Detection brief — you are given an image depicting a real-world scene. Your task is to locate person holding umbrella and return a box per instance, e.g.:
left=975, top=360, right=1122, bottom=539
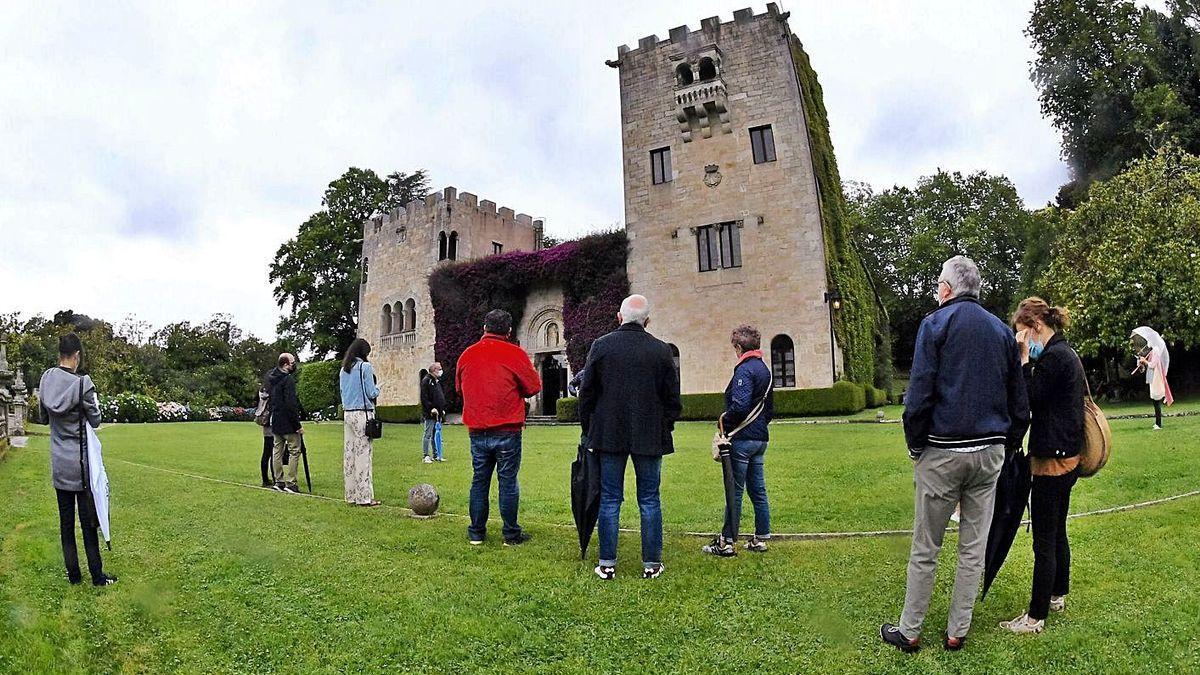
left=997, top=298, right=1085, bottom=635
left=702, top=325, right=773, bottom=557
left=420, top=362, right=447, bottom=462
left=39, top=333, right=117, bottom=586
left=268, top=353, right=305, bottom=494
left=579, top=294, right=681, bottom=580
left=1131, top=326, right=1173, bottom=429
left=879, top=256, right=1029, bottom=653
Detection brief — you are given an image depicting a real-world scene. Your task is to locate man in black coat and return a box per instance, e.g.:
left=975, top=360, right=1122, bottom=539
left=419, top=362, right=448, bottom=462
left=579, top=294, right=681, bottom=580
left=267, top=353, right=304, bottom=493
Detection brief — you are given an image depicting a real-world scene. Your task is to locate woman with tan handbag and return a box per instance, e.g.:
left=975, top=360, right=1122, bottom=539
left=1001, top=298, right=1084, bottom=634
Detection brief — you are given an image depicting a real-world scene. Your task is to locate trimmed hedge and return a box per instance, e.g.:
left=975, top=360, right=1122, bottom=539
left=297, top=360, right=340, bottom=417
left=555, top=381, right=867, bottom=423
left=376, top=404, right=423, bottom=424
left=864, top=385, right=889, bottom=408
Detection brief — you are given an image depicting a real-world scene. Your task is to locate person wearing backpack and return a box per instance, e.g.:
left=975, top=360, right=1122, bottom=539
left=254, top=382, right=274, bottom=487
left=38, top=333, right=117, bottom=586
left=1000, top=298, right=1085, bottom=635
left=702, top=325, right=774, bottom=557
left=339, top=338, right=381, bottom=506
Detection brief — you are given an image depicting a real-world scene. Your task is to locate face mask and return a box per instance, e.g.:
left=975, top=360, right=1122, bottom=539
left=1028, top=339, right=1045, bottom=360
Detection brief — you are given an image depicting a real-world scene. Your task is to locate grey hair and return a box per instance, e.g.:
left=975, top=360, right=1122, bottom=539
left=429, top=361, right=442, bottom=371
left=730, top=325, right=761, bottom=351
left=940, top=255, right=981, bottom=299
left=620, top=294, right=651, bottom=325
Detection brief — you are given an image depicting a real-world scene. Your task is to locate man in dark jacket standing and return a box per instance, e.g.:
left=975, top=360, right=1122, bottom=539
left=580, top=294, right=681, bottom=580
left=702, top=325, right=774, bottom=557
left=456, top=310, right=542, bottom=546
left=420, top=362, right=448, bottom=463
left=881, top=256, right=1030, bottom=653
left=267, top=353, right=304, bottom=494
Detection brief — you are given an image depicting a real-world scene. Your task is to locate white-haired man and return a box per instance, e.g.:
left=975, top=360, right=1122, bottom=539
left=579, top=294, right=682, bottom=580
left=881, top=255, right=1030, bottom=653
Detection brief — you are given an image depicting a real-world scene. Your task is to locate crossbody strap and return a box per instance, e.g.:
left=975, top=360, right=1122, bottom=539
left=719, top=382, right=772, bottom=439
left=358, top=362, right=375, bottom=419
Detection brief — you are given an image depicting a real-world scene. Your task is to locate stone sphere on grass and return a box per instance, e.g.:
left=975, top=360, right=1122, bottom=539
left=407, top=483, right=440, bottom=516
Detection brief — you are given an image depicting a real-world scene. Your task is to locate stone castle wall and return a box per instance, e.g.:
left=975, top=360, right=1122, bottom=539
left=359, top=187, right=541, bottom=406
left=613, top=4, right=840, bottom=394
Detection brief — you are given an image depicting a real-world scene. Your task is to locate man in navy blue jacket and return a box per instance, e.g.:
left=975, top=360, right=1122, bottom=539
left=702, top=325, right=774, bottom=558
left=882, top=256, right=1030, bottom=653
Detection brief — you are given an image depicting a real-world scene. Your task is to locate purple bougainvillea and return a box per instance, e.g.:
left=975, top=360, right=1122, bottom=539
left=429, top=230, right=628, bottom=410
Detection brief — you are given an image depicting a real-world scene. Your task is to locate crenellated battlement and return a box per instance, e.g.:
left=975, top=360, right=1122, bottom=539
left=364, top=185, right=544, bottom=237
left=607, top=3, right=789, bottom=64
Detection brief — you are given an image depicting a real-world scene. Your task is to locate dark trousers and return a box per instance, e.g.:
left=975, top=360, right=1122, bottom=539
left=260, top=435, right=275, bottom=484
left=1028, top=470, right=1078, bottom=620
left=1153, top=399, right=1163, bottom=426
left=56, top=488, right=104, bottom=583
left=467, top=431, right=523, bottom=541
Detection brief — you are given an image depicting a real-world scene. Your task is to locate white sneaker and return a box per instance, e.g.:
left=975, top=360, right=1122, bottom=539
left=423, top=456, right=434, bottom=464
left=1153, top=424, right=1162, bottom=430
left=999, top=613, right=1044, bottom=634
left=1050, top=595, right=1066, bottom=613
left=950, top=510, right=961, bottom=523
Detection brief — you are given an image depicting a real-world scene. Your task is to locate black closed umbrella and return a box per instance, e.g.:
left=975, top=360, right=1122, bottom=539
left=718, top=444, right=738, bottom=542
left=571, top=435, right=601, bottom=560
left=982, top=448, right=1031, bottom=598
left=300, top=437, right=312, bottom=494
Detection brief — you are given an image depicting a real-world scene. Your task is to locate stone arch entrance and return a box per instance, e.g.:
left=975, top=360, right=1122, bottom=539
left=524, top=305, right=570, bottom=416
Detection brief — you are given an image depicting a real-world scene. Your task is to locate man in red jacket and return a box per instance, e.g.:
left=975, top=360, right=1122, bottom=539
left=456, top=309, right=542, bottom=546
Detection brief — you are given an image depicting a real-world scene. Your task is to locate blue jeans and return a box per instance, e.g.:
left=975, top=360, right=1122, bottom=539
left=467, top=431, right=522, bottom=540
left=422, top=418, right=437, bottom=457
left=597, top=452, right=662, bottom=568
left=722, top=439, right=771, bottom=541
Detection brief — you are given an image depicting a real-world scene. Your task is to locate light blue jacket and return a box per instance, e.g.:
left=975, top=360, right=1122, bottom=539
left=340, top=359, right=380, bottom=411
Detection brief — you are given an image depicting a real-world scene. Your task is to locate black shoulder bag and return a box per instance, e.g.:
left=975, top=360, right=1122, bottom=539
left=360, top=362, right=383, bottom=440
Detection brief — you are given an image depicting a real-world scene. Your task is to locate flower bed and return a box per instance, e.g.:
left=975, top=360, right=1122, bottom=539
left=99, top=394, right=255, bottom=424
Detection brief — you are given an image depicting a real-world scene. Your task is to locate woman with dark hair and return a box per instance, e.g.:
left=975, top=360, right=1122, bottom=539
left=339, top=338, right=381, bottom=506
left=1001, top=297, right=1084, bottom=634
left=38, top=333, right=117, bottom=586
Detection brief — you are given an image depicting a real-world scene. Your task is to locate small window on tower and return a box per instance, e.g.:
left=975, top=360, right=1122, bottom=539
left=651, top=147, right=672, bottom=185
left=698, top=56, right=717, bottom=81
left=675, top=63, right=694, bottom=86
left=361, top=257, right=368, bottom=284
left=493, top=241, right=503, bottom=255
left=750, top=125, right=776, bottom=164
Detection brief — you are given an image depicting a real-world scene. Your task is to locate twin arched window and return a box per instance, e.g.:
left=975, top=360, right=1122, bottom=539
left=382, top=299, right=418, bottom=334
left=438, top=231, right=459, bottom=261
left=676, top=57, right=718, bottom=87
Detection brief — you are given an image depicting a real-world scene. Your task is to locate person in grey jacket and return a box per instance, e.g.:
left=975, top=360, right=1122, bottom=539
left=39, top=333, right=116, bottom=586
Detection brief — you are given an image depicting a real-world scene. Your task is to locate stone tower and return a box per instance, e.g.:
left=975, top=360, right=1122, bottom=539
left=610, top=3, right=840, bottom=394
left=358, top=187, right=543, bottom=406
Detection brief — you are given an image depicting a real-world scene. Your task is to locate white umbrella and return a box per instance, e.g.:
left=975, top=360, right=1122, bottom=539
left=85, top=424, right=111, bottom=547
left=1131, top=326, right=1170, bottom=376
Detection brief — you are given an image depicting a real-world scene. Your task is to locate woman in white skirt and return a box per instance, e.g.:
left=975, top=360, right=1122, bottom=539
left=339, top=338, right=381, bottom=506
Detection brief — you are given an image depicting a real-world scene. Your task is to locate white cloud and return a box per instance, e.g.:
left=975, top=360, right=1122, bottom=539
left=1, top=1, right=1073, bottom=340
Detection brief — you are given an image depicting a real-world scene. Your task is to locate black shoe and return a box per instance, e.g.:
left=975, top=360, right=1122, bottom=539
left=701, top=536, right=737, bottom=557
left=93, top=574, right=118, bottom=587
left=273, top=482, right=286, bottom=492
left=642, top=563, right=665, bottom=579
left=67, top=575, right=82, bottom=586
left=943, top=633, right=966, bottom=651
left=503, top=532, right=532, bottom=546
left=283, top=484, right=301, bottom=494
left=880, top=623, right=919, bottom=653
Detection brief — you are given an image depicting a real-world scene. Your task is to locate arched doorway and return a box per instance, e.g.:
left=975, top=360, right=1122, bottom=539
left=539, top=354, right=568, bottom=416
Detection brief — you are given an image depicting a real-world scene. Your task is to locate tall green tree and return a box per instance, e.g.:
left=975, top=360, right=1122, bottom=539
left=1041, top=147, right=1200, bottom=361
left=1028, top=0, right=1200, bottom=204
left=848, top=170, right=1032, bottom=368
left=270, top=168, right=428, bottom=358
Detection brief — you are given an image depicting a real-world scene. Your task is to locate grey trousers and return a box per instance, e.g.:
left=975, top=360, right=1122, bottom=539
left=900, top=444, right=1005, bottom=640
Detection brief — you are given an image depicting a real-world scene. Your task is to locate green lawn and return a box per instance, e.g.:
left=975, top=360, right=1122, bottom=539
left=1, top=419, right=1198, bottom=673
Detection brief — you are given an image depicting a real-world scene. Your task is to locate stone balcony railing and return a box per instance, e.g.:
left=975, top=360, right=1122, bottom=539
left=674, top=77, right=731, bottom=142
left=381, top=331, right=417, bottom=348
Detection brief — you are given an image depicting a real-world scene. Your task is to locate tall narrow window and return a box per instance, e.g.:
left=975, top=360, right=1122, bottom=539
left=448, top=231, right=459, bottom=260
left=669, top=343, right=681, bottom=386
left=404, top=298, right=416, bottom=331
left=493, top=241, right=503, bottom=255
left=771, top=335, right=796, bottom=388
left=381, top=304, right=392, bottom=335
left=750, top=125, right=776, bottom=164
left=438, top=231, right=447, bottom=260
left=718, top=222, right=742, bottom=268
left=698, top=56, right=717, bottom=81
left=696, top=225, right=719, bottom=272
left=362, top=257, right=368, bottom=284
left=651, top=147, right=672, bottom=185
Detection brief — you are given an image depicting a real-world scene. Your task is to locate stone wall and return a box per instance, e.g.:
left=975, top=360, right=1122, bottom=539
left=612, top=4, right=839, bottom=394
left=359, top=187, right=542, bottom=406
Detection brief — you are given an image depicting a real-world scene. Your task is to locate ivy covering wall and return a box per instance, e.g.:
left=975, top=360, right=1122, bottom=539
left=428, top=230, right=628, bottom=410
left=789, top=35, right=882, bottom=386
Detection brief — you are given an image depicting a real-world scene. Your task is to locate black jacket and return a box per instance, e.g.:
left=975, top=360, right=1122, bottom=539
left=579, top=323, right=682, bottom=456
left=267, top=367, right=302, bottom=435
left=420, top=374, right=447, bottom=419
left=1022, top=333, right=1085, bottom=459
left=903, top=297, right=1030, bottom=451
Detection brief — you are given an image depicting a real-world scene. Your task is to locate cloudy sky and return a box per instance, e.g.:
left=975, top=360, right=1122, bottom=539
left=2, top=1, right=1089, bottom=340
